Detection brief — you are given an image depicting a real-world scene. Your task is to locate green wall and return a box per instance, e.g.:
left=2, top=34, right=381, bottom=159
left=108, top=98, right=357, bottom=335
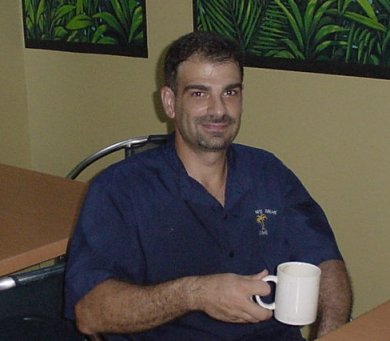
left=0, top=1, right=31, bottom=167
left=2, top=0, right=389, bottom=318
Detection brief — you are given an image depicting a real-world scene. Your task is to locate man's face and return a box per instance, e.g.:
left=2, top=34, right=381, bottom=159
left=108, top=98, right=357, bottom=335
left=163, top=55, right=243, bottom=152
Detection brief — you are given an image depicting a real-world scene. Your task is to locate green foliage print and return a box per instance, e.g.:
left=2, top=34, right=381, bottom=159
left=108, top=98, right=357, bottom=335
left=23, top=0, right=145, bottom=46
left=194, top=0, right=390, bottom=66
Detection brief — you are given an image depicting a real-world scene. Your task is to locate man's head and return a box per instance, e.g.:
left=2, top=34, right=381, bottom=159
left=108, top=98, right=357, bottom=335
left=161, top=31, right=244, bottom=153
left=164, top=31, right=244, bottom=93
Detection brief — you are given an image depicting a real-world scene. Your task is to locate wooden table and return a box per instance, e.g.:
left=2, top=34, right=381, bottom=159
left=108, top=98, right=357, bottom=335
left=0, top=163, right=86, bottom=276
left=317, top=300, right=390, bottom=340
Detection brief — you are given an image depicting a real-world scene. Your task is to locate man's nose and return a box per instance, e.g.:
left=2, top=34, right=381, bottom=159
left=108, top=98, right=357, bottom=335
left=208, top=94, right=226, bottom=115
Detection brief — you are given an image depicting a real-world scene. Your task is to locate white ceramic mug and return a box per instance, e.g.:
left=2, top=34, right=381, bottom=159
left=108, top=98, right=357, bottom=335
left=255, top=262, right=321, bottom=325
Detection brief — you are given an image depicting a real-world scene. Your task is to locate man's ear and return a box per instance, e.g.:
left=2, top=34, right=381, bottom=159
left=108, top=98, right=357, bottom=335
left=160, top=86, right=176, bottom=119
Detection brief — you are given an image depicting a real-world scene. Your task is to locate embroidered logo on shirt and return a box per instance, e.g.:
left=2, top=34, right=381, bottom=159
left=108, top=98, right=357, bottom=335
left=255, top=208, right=278, bottom=236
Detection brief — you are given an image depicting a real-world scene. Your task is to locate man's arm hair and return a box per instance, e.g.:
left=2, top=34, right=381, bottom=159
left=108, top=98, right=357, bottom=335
left=75, top=277, right=195, bottom=335
left=74, top=271, right=273, bottom=336
left=315, top=259, right=352, bottom=338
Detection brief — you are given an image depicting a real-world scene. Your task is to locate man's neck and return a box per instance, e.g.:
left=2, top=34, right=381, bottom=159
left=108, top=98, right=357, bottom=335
left=176, top=141, right=228, bottom=206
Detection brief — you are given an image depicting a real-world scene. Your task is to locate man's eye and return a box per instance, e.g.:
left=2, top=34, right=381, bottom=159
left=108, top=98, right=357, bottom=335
left=225, top=89, right=239, bottom=96
left=191, top=91, right=204, bottom=97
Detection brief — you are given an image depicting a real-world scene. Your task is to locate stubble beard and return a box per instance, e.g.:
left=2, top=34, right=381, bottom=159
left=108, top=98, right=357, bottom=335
left=195, top=114, right=240, bottom=151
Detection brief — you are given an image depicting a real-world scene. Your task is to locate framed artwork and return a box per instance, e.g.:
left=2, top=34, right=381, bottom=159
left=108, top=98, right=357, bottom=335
left=193, top=0, right=390, bottom=80
left=22, top=0, right=148, bottom=58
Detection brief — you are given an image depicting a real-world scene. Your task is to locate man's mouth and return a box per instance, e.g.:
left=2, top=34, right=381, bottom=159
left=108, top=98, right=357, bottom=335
left=202, top=122, right=229, bottom=132
left=197, top=114, right=235, bottom=126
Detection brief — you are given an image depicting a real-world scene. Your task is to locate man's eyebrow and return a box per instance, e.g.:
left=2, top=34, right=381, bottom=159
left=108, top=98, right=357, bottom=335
left=183, top=83, right=243, bottom=92
left=225, top=82, right=243, bottom=90
left=183, top=84, right=209, bottom=92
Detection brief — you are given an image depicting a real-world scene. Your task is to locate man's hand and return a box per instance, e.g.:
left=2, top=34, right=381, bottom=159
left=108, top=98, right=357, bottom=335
left=189, top=270, right=273, bottom=323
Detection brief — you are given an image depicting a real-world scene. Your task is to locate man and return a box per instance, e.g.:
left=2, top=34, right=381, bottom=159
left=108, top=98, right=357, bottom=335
left=65, top=31, right=352, bottom=340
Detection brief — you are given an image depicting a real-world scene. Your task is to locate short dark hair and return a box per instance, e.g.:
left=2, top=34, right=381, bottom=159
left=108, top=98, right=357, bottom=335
left=163, top=31, right=244, bottom=92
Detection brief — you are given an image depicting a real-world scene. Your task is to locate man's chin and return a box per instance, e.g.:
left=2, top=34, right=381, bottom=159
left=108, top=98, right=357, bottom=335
left=197, top=137, right=231, bottom=151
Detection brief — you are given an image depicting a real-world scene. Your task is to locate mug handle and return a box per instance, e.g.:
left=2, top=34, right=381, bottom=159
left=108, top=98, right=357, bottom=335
left=254, top=275, right=277, bottom=310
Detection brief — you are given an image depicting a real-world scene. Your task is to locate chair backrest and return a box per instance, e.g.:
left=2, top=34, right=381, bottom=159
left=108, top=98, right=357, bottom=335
left=66, top=134, right=168, bottom=180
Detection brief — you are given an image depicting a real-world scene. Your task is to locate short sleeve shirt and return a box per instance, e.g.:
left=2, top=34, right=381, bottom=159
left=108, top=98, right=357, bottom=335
left=64, top=135, right=342, bottom=340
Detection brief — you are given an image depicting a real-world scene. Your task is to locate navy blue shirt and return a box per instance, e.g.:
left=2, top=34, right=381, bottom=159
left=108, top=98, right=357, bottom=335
left=65, top=135, right=342, bottom=340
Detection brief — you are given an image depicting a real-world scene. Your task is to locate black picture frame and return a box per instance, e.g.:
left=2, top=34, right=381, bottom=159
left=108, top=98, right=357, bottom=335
left=22, top=0, right=148, bottom=58
left=193, top=0, right=390, bottom=80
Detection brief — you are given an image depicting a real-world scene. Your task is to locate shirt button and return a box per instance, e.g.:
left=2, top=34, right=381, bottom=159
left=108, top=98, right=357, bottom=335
left=229, top=251, right=235, bottom=258
left=223, top=213, right=228, bottom=220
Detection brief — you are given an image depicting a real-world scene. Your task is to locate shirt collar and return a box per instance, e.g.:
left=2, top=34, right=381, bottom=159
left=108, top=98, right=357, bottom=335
left=162, top=133, right=251, bottom=209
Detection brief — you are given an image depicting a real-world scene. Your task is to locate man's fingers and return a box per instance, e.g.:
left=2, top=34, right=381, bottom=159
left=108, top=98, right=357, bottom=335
left=248, top=272, right=272, bottom=297
left=250, top=269, right=269, bottom=280
left=227, top=307, right=273, bottom=324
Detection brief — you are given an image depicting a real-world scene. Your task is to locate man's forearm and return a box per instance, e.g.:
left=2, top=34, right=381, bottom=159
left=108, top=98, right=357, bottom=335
left=74, top=271, right=274, bottom=336
left=316, top=259, right=352, bottom=338
left=75, top=277, right=197, bottom=335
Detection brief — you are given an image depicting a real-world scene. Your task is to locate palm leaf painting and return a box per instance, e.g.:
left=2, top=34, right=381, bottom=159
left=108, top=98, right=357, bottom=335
left=22, top=0, right=147, bottom=57
left=193, top=0, right=390, bottom=79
